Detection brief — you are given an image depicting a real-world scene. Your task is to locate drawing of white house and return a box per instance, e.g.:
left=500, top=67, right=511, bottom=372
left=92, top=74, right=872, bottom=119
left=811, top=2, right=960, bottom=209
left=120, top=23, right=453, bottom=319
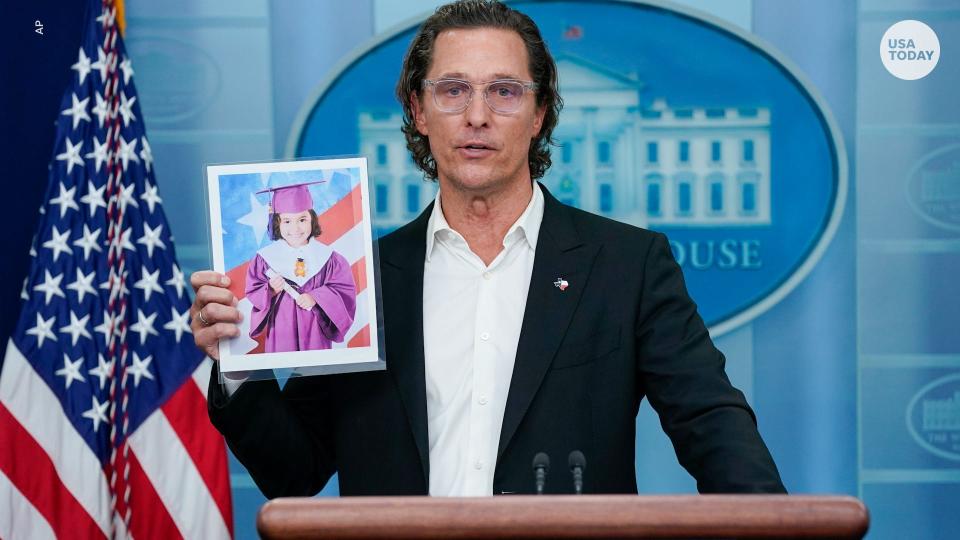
left=358, top=55, right=771, bottom=232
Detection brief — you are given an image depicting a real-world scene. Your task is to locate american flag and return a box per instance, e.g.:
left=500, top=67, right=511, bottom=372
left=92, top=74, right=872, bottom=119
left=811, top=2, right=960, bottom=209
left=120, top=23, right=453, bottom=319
left=0, top=1, right=232, bottom=538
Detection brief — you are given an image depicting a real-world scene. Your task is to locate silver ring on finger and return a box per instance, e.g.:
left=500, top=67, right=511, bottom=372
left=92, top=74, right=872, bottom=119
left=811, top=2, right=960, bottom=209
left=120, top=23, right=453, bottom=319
left=197, top=306, right=212, bottom=326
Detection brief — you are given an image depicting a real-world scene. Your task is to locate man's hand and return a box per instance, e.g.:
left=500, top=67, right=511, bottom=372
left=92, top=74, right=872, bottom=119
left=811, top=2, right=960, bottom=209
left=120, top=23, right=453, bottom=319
left=295, top=293, right=317, bottom=311
left=190, top=270, right=242, bottom=361
left=269, top=275, right=286, bottom=294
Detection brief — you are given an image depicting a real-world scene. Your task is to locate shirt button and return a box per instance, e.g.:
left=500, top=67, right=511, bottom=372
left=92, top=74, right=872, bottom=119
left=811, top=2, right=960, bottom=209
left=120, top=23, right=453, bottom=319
left=482, top=272, right=491, bottom=280
left=478, top=395, right=488, bottom=405
left=480, top=332, right=490, bottom=341
left=474, top=460, right=484, bottom=470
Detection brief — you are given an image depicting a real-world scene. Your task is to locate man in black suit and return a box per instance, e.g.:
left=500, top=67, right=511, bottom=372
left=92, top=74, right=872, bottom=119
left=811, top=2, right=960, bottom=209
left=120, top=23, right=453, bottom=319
left=190, top=0, right=784, bottom=497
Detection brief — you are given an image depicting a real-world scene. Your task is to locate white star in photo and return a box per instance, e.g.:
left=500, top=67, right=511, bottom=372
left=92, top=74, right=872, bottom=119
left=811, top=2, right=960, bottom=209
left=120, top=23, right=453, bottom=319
left=139, top=137, right=154, bottom=173
left=137, top=223, right=165, bottom=258
left=118, top=92, right=137, bottom=127
left=20, top=276, right=28, bottom=301
left=91, top=92, right=109, bottom=128
left=93, top=310, right=114, bottom=344
left=119, top=56, right=134, bottom=84
left=130, top=308, right=159, bottom=345
left=60, top=311, right=92, bottom=346
left=71, top=48, right=92, bottom=84
left=49, top=182, right=79, bottom=218
left=61, top=93, right=91, bottom=131
left=89, top=354, right=115, bottom=390
left=33, top=269, right=65, bottom=305
left=134, top=266, right=164, bottom=301
left=82, top=395, right=109, bottom=433
left=163, top=307, right=192, bottom=343
left=42, top=226, right=72, bottom=262
left=55, top=353, right=86, bottom=389
left=166, top=265, right=186, bottom=299
left=73, top=224, right=103, bottom=260
left=126, top=352, right=155, bottom=387
left=56, top=137, right=85, bottom=175
left=85, top=137, right=110, bottom=174
left=238, top=192, right=269, bottom=246
left=118, top=182, right=139, bottom=212
left=66, top=268, right=97, bottom=302
left=141, top=182, right=161, bottom=213
left=117, top=136, right=140, bottom=171
left=25, top=313, right=57, bottom=348
left=90, top=46, right=109, bottom=83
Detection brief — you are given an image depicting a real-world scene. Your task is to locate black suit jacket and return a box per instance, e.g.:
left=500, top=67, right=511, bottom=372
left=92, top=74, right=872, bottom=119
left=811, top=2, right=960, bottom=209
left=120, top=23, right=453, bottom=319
left=208, top=186, right=785, bottom=497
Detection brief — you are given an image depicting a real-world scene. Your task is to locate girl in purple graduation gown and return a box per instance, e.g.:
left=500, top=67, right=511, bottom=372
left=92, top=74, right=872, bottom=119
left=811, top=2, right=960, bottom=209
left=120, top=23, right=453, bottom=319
left=245, top=182, right=357, bottom=353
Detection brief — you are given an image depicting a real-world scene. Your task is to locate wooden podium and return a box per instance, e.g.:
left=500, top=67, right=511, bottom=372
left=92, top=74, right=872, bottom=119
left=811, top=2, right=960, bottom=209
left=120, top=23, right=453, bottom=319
left=257, top=495, right=869, bottom=539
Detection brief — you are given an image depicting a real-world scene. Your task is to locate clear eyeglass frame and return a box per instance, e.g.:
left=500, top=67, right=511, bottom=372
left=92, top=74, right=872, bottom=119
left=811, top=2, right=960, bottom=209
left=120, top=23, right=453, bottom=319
left=421, top=78, right=538, bottom=114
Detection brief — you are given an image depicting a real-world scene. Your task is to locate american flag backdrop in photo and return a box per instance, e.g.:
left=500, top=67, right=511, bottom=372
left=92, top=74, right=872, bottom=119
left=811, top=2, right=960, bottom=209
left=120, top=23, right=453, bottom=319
left=0, top=1, right=232, bottom=538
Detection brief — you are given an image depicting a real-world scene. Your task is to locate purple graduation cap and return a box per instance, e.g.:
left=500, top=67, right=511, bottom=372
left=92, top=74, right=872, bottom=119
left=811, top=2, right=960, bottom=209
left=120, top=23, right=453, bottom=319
left=256, top=180, right=326, bottom=240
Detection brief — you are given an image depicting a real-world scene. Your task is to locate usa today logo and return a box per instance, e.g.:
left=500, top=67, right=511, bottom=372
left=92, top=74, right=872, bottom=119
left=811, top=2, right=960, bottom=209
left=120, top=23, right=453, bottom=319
left=881, top=20, right=940, bottom=80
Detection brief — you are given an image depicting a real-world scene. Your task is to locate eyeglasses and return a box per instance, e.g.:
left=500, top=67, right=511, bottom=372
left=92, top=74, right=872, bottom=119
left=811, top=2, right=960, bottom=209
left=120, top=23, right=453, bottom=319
left=422, top=78, right=538, bottom=114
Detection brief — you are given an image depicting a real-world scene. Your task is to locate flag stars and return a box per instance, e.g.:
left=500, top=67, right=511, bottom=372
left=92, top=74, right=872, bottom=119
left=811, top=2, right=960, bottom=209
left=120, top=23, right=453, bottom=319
left=141, top=182, right=162, bottom=213
left=96, top=7, right=116, bottom=28
left=82, top=395, right=110, bottom=433
left=118, top=92, right=137, bottom=127
left=137, top=223, right=166, bottom=258
left=93, top=310, right=115, bottom=344
left=56, top=138, right=85, bottom=175
left=71, top=47, right=92, bottom=84
left=85, top=137, right=110, bottom=174
left=60, top=311, right=93, bottom=346
left=126, top=352, right=155, bottom=387
left=33, top=269, right=66, bottom=305
left=49, top=182, right=80, bottom=218
left=100, top=268, right=130, bottom=301
left=66, top=268, right=97, bottom=302
left=91, top=92, right=109, bottom=128
left=119, top=56, right=135, bottom=84
left=91, top=46, right=109, bottom=83
left=73, top=224, right=103, bottom=260
left=80, top=179, right=107, bottom=217
left=117, top=136, right=140, bottom=171
left=163, top=307, right=192, bottom=343
left=118, top=182, right=139, bottom=212
left=89, top=354, right=115, bottom=390
left=134, top=266, right=164, bottom=301
left=61, top=93, right=91, bottom=131
left=139, top=137, right=154, bottom=173
left=26, top=313, right=57, bottom=348
left=42, top=226, right=73, bottom=262
left=166, top=265, right=186, bottom=299
left=55, top=354, right=86, bottom=389
left=130, top=309, right=159, bottom=344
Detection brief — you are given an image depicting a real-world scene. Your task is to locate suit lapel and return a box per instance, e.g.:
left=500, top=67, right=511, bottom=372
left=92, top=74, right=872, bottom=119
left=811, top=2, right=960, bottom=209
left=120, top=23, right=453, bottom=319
left=497, top=188, right=600, bottom=461
left=380, top=205, right=432, bottom=488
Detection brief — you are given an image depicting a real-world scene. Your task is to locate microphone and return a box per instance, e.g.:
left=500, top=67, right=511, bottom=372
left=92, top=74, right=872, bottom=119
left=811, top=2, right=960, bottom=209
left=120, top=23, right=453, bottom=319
left=568, top=450, right=586, bottom=495
left=532, top=452, right=550, bottom=495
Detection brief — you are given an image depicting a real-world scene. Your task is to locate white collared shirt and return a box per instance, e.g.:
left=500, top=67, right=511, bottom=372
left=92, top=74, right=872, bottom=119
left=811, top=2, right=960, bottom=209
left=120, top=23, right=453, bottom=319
left=423, top=183, right=544, bottom=496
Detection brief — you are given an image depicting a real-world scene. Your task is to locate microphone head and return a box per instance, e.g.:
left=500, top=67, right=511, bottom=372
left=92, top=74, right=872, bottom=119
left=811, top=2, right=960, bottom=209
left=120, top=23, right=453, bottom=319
left=532, top=452, right=551, bottom=471
left=568, top=450, right=586, bottom=470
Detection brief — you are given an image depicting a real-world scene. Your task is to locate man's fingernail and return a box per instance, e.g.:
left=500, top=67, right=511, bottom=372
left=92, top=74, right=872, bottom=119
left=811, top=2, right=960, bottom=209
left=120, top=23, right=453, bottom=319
left=221, top=276, right=231, bottom=286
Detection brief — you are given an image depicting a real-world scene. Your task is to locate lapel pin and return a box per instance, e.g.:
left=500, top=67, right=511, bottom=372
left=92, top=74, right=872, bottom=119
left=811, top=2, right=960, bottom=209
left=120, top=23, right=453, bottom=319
left=553, top=278, right=569, bottom=291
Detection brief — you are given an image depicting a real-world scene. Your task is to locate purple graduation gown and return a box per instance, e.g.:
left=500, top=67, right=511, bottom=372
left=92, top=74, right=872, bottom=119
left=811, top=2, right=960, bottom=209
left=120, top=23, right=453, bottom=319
left=246, top=238, right=357, bottom=353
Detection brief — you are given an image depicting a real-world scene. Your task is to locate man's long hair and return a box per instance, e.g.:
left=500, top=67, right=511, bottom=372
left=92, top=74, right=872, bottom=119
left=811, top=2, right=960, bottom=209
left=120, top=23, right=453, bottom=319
left=396, top=0, right=563, bottom=181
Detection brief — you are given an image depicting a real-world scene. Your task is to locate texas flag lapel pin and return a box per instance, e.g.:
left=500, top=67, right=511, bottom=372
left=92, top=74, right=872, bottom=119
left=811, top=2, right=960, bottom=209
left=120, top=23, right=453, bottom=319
left=553, top=277, right=569, bottom=291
